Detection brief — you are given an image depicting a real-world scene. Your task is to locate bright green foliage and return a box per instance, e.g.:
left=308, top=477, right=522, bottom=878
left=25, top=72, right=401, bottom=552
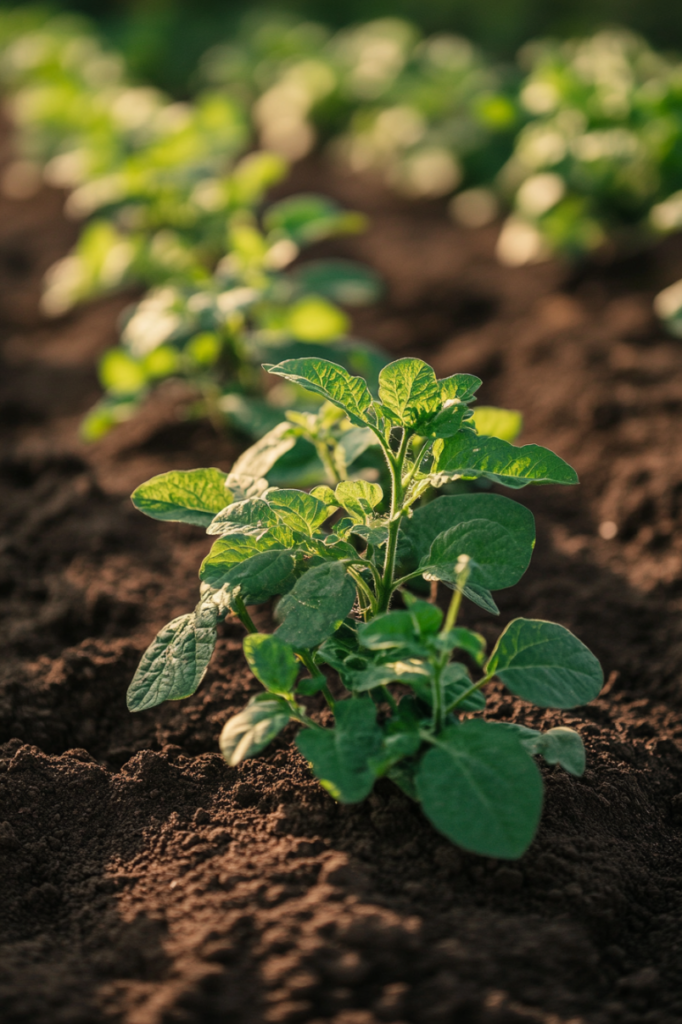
left=243, top=633, right=300, bottom=694
left=219, top=694, right=291, bottom=766
left=131, top=468, right=230, bottom=526
left=127, top=356, right=602, bottom=859
left=79, top=192, right=386, bottom=444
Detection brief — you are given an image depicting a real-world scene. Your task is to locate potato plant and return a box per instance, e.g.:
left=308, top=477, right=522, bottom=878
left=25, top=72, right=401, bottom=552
left=498, top=29, right=682, bottom=264
left=81, top=191, right=385, bottom=443
left=126, top=357, right=602, bottom=858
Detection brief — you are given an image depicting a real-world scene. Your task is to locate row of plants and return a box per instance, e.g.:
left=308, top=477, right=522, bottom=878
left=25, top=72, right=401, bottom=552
left=127, top=355, right=603, bottom=859
left=0, top=10, right=395, bottom=451
left=4, top=11, right=682, bottom=343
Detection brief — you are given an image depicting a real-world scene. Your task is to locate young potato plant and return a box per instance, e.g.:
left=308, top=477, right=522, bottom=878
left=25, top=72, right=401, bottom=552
left=81, top=192, right=384, bottom=443
left=127, top=356, right=602, bottom=859
left=498, top=30, right=682, bottom=265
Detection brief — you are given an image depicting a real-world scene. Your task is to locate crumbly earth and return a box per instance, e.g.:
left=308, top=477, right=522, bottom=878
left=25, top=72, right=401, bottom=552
left=1, top=151, right=682, bottom=1024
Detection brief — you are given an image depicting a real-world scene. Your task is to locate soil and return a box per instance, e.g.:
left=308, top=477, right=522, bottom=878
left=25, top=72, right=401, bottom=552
left=1, top=144, right=682, bottom=1024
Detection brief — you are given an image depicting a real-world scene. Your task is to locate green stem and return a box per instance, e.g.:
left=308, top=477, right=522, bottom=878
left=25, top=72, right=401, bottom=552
left=432, top=662, right=444, bottom=733
left=381, top=685, right=399, bottom=713
left=298, top=649, right=335, bottom=710
left=314, top=439, right=341, bottom=486
left=348, top=566, right=377, bottom=616
left=378, top=429, right=411, bottom=613
left=442, top=584, right=464, bottom=636
left=232, top=595, right=257, bottom=634
left=446, top=671, right=494, bottom=712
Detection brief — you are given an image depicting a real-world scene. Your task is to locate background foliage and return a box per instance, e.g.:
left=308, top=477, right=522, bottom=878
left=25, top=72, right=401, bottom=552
left=7, top=0, right=682, bottom=94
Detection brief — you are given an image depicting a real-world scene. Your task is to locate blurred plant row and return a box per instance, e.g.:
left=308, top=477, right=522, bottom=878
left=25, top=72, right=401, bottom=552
left=2, top=8, right=682, bottom=432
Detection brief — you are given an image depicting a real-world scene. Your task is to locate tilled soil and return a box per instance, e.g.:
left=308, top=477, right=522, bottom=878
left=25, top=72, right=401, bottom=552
left=1, top=153, right=682, bottom=1024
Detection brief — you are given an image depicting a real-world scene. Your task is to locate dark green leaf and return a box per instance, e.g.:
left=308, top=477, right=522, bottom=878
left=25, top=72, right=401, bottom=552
left=219, top=694, right=291, bottom=766
left=408, top=600, right=443, bottom=636
left=264, top=358, right=374, bottom=428
left=297, top=699, right=382, bottom=803
left=127, top=599, right=218, bottom=712
left=421, top=513, right=535, bottom=592
left=416, top=719, right=544, bottom=858
left=276, top=561, right=356, bottom=649
left=243, top=633, right=300, bottom=694
left=131, top=468, right=230, bottom=527
left=439, top=626, right=487, bottom=665
left=486, top=618, right=603, bottom=708
left=354, top=658, right=431, bottom=691
left=498, top=723, right=586, bottom=776
left=218, top=549, right=300, bottom=605
left=358, top=611, right=415, bottom=651
left=432, top=434, right=578, bottom=489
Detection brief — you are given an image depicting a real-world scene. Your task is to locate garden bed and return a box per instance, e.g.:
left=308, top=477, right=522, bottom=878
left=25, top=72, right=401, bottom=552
left=1, top=154, right=682, bottom=1024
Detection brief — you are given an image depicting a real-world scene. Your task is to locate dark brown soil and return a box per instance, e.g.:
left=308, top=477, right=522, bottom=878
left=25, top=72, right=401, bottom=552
left=1, top=150, right=682, bottom=1024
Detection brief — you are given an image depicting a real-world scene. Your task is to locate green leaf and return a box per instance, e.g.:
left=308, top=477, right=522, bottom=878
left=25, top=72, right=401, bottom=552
left=440, top=626, right=487, bottom=666
left=421, top=514, right=535, bottom=593
left=267, top=488, right=330, bottom=535
left=219, top=694, right=291, bottom=766
left=243, top=633, right=299, bottom=694
left=276, top=561, right=357, bottom=649
left=217, top=549, right=300, bottom=605
left=486, top=618, right=603, bottom=709
left=387, top=761, right=419, bottom=800
left=285, top=295, right=350, bottom=342
left=335, top=479, right=383, bottom=523
left=207, top=497, right=279, bottom=537
left=416, top=719, right=544, bottom=858
left=358, top=611, right=416, bottom=651
left=264, top=358, right=374, bottom=428
left=472, top=406, right=523, bottom=442
left=440, top=373, right=482, bottom=403
left=264, top=194, right=365, bottom=246
left=499, top=724, right=586, bottom=777
left=127, top=599, right=218, bottom=712
left=297, top=699, right=382, bottom=803
left=442, top=662, right=485, bottom=711
left=463, top=584, right=500, bottom=616
left=291, top=259, right=383, bottom=307
left=229, top=421, right=297, bottom=480
left=310, top=485, right=338, bottom=509
left=354, top=658, right=430, bottom=691
left=199, top=532, right=289, bottom=588
left=350, top=523, right=389, bottom=547
left=402, top=494, right=535, bottom=603
left=378, top=358, right=440, bottom=429
left=408, top=600, right=443, bottom=636
left=420, top=400, right=468, bottom=440
left=131, top=468, right=230, bottom=527
left=432, top=434, right=578, bottom=489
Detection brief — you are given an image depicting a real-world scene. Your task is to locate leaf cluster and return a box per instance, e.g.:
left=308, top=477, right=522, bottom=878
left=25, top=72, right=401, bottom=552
left=127, top=356, right=601, bottom=859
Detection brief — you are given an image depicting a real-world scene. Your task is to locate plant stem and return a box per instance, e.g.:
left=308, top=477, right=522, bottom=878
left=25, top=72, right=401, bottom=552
left=298, top=649, right=335, bottom=710
left=431, top=662, right=444, bottom=733
left=378, top=429, right=410, bottom=612
left=233, top=595, right=257, bottom=634
left=446, top=671, right=494, bottom=712
left=442, top=584, right=464, bottom=636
